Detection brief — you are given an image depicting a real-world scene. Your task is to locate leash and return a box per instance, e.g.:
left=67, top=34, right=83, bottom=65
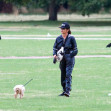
left=23, top=79, right=33, bottom=86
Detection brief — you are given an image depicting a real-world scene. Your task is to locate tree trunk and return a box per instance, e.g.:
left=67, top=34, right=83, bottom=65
left=49, top=0, right=58, bottom=21
left=0, top=1, right=4, bottom=12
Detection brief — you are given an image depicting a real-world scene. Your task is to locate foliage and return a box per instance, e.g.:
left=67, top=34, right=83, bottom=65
left=4, top=0, right=67, bottom=9
left=69, top=0, right=111, bottom=16
left=104, top=0, right=111, bottom=12
left=2, top=0, right=111, bottom=19
left=4, top=0, right=32, bottom=6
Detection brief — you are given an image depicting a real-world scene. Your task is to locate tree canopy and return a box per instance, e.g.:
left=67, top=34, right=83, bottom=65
left=1, top=0, right=111, bottom=20
left=69, top=0, right=111, bottom=16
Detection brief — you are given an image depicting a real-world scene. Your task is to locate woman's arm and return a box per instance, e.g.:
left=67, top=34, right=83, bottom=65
left=70, top=37, right=78, bottom=57
left=53, top=39, right=58, bottom=56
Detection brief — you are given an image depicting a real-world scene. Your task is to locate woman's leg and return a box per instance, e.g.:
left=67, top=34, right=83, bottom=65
left=59, top=58, right=66, bottom=91
left=65, top=54, right=75, bottom=95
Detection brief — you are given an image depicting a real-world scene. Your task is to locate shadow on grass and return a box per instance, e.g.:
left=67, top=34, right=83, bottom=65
left=0, top=20, right=111, bottom=27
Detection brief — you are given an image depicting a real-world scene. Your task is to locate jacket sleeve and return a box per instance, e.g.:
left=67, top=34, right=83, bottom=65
left=70, top=37, right=78, bottom=57
left=53, top=39, right=58, bottom=55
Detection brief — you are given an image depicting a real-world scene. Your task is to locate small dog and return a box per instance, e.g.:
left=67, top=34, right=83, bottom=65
left=13, top=85, right=25, bottom=99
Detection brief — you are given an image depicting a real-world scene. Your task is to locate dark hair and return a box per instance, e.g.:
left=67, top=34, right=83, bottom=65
left=68, top=29, right=71, bottom=34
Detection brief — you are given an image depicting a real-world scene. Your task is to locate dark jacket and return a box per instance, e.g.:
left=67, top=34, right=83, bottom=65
left=53, top=34, right=78, bottom=57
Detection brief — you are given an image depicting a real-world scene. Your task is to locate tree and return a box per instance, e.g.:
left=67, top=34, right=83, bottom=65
left=2, top=0, right=111, bottom=20
left=37, top=0, right=67, bottom=20
left=5, top=0, right=31, bottom=6
left=48, top=0, right=58, bottom=20
left=103, top=0, right=111, bottom=12
left=68, top=0, right=111, bottom=16
left=0, top=0, right=13, bottom=13
left=4, top=0, right=67, bottom=21
left=0, top=0, right=4, bottom=12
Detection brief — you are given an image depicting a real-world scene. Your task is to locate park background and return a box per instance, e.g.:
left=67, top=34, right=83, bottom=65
left=0, top=0, right=111, bottom=111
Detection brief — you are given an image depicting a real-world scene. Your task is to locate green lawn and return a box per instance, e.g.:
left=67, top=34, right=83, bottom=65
left=0, top=18, right=111, bottom=111
left=0, top=39, right=110, bottom=57
left=0, top=21, right=111, bottom=36
left=0, top=58, right=111, bottom=111
left=1, top=27, right=111, bottom=36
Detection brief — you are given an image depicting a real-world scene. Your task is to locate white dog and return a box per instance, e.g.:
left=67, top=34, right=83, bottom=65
left=13, top=85, right=25, bottom=99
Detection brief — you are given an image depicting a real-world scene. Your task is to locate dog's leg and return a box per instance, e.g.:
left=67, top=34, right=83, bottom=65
left=14, top=93, right=17, bottom=98
left=20, top=94, right=24, bottom=99
left=20, top=89, right=24, bottom=99
left=22, top=94, right=23, bottom=98
left=20, top=94, right=22, bottom=99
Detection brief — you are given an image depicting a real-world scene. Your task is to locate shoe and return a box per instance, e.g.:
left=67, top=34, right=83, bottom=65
left=64, top=92, right=70, bottom=97
left=59, top=92, right=65, bottom=96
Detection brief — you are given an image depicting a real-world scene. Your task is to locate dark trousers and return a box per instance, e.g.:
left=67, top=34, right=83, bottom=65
left=59, top=54, right=75, bottom=93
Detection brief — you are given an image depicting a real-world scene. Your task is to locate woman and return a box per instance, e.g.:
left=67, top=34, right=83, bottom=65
left=53, top=22, right=78, bottom=97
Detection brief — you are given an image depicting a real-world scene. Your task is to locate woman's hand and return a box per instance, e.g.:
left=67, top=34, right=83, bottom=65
left=53, top=55, right=57, bottom=64
left=54, top=55, right=57, bottom=58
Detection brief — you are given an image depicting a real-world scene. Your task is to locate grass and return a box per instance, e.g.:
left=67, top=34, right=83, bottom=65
left=0, top=58, right=111, bottom=111
left=0, top=21, right=111, bottom=35
left=0, top=39, right=110, bottom=57
left=1, top=27, right=111, bottom=36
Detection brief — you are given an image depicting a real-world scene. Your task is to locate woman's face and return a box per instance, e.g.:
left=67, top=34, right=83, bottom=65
left=61, top=28, right=69, bottom=34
